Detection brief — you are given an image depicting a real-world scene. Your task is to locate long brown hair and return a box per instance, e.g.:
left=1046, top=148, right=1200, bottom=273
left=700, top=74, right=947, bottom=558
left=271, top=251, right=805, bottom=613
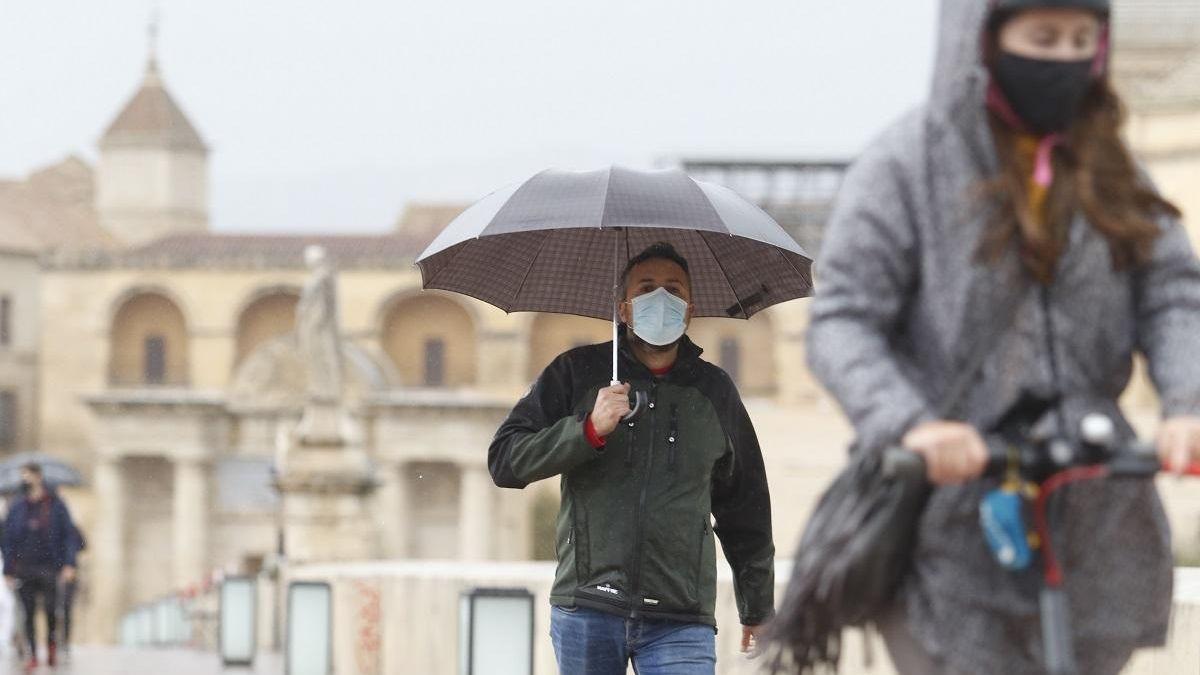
left=977, top=62, right=1181, bottom=283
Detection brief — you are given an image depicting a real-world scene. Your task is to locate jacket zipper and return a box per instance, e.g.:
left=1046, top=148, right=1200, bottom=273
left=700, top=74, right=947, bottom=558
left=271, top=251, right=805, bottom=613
left=627, top=380, right=658, bottom=619
left=667, top=403, right=679, bottom=470
left=1039, top=285, right=1068, bottom=435
left=624, top=406, right=637, bottom=467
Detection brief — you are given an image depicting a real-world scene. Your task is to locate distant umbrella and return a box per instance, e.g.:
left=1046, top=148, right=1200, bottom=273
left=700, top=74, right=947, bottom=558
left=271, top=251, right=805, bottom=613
left=0, top=452, right=84, bottom=495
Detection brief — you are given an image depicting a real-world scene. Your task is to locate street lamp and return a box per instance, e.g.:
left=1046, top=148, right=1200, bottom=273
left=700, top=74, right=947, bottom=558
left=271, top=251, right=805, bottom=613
left=166, top=596, right=189, bottom=645
left=286, top=581, right=332, bottom=675
left=154, top=599, right=171, bottom=645
left=119, top=613, right=136, bottom=647
left=458, top=588, right=535, bottom=675
left=220, top=576, right=257, bottom=666
left=137, top=605, right=154, bottom=647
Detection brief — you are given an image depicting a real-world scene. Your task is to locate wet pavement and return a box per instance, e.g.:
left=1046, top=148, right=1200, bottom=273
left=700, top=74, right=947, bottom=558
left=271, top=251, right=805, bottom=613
left=0, top=647, right=283, bottom=675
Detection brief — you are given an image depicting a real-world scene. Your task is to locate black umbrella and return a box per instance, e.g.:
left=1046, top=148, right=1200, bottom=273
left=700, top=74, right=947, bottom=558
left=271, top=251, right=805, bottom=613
left=416, top=166, right=813, bottom=394
left=0, top=452, right=84, bottom=495
left=762, top=449, right=929, bottom=672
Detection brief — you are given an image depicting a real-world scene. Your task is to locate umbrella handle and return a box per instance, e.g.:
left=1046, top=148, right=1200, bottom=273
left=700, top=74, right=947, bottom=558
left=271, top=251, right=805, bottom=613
left=622, top=390, right=647, bottom=422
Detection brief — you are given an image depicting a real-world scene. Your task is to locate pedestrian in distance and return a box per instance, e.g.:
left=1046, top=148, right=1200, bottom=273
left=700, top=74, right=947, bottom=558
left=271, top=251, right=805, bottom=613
left=0, top=544, right=14, bottom=663
left=490, top=243, right=775, bottom=674
left=2, top=463, right=80, bottom=669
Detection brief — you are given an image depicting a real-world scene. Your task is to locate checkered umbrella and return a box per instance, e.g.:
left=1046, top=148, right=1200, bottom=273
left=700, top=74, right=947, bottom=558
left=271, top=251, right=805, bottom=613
left=416, top=166, right=813, bottom=385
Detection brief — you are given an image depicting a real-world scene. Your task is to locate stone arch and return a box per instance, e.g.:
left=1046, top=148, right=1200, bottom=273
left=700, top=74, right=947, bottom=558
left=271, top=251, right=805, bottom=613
left=109, top=290, right=189, bottom=386
left=688, top=312, right=777, bottom=397
left=380, top=293, right=477, bottom=387
left=234, top=287, right=301, bottom=368
left=527, top=314, right=611, bottom=381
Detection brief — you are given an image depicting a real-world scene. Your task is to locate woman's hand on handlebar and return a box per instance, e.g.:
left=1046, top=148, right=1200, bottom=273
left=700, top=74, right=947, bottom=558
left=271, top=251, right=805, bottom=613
left=902, top=420, right=989, bottom=486
left=1158, top=416, right=1200, bottom=476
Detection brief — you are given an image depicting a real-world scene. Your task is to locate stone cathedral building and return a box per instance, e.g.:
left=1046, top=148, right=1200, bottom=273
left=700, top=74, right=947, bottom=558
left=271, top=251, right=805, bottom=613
left=1, top=0, right=1198, bottom=644
left=1, top=51, right=814, bottom=642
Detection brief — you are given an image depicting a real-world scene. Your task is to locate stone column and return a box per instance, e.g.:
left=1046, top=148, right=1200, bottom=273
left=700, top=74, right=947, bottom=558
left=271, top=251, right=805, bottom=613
left=90, top=458, right=126, bottom=643
left=173, top=457, right=210, bottom=589
left=374, top=462, right=410, bottom=559
left=457, top=463, right=493, bottom=560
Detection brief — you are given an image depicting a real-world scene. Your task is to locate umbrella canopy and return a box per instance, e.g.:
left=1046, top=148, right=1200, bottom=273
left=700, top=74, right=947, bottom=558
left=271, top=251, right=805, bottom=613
left=0, top=452, right=83, bottom=495
left=416, top=166, right=813, bottom=321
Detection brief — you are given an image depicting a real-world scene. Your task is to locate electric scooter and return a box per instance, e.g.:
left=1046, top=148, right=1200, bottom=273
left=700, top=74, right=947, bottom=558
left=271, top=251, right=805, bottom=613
left=885, top=400, right=1200, bottom=675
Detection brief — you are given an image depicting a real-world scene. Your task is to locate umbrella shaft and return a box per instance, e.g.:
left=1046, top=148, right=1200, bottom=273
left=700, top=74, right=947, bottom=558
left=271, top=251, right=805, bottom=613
left=613, top=231, right=620, bottom=385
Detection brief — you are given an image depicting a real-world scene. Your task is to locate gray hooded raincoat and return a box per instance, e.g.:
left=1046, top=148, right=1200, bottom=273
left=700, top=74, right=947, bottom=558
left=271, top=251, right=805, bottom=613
left=807, top=1, right=1200, bottom=673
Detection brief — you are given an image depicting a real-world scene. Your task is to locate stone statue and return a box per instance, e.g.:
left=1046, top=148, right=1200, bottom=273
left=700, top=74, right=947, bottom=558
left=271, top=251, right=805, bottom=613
left=296, top=245, right=343, bottom=401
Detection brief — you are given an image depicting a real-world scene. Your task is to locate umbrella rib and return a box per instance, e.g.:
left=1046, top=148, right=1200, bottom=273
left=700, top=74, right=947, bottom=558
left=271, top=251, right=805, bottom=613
left=698, top=232, right=748, bottom=319
left=777, top=246, right=815, bottom=298
left=599, top=167, right=613, bottom=230
left=421, top=236, right=476, bottom=291
left=511, top=233, right=554, bottom=310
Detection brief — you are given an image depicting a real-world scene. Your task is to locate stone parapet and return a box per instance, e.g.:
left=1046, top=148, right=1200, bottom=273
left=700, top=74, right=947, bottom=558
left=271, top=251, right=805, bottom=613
left=276, top=561, right=1200, bottom=675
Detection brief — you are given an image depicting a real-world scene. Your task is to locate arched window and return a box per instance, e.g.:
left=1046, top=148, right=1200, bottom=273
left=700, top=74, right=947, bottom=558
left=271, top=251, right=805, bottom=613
left=234, top=291, right=300, bottom=367
left=381, top=295, right=476, bottom=387
left=527, top=314, right=611, bottom=381
left=110, top=292, right=189, bottom=386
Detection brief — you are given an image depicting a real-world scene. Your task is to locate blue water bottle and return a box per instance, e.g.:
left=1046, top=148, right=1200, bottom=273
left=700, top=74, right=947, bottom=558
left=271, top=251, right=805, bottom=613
left=980, top=486, right=1033, bottom=571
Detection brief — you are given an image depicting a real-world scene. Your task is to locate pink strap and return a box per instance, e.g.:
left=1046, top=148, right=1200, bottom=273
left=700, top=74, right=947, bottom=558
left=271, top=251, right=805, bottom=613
left=985, top=81, right=1024, bottom=131
left=1091, top=26, right=1110, bottom=79
left=1034, top=134, right=1062, bottom=188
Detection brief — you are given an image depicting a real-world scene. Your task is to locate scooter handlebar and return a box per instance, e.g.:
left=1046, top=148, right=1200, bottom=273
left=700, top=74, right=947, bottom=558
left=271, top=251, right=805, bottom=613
left=882, top=439, right=1200, bottom=482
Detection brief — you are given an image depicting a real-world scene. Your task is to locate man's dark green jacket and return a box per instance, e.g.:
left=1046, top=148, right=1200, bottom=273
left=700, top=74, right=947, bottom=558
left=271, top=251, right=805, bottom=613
left=489, top=332, right=774, bottom=627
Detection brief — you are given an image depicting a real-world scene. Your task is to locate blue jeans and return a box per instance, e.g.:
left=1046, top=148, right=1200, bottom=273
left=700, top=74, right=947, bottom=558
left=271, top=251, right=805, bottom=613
left=549, top=605, right=716, bottom=674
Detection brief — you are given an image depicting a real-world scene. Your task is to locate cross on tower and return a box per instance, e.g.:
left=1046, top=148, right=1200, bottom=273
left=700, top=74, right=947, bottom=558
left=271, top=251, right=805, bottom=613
left=147, top=2, right=161, bottom=68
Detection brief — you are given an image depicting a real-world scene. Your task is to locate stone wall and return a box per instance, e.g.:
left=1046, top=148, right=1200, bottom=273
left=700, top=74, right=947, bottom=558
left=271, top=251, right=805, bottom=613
left=277, top=561, right=1200, bottom=675
left=0, top=250, right=39, bottom=451
left=1129, top=108, right=1200, bottom=249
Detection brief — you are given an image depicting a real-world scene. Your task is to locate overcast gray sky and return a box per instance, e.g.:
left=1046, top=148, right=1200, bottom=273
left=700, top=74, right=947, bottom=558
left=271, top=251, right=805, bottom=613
left=0, top=1, right=939, bottom=233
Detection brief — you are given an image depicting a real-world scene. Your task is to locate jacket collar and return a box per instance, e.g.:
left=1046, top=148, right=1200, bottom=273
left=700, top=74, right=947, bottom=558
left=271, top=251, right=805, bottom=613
left=616, top=323, right=704, bottom=382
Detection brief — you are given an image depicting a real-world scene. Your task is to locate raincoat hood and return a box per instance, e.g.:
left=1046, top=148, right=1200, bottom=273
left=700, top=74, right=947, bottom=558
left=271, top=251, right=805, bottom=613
left=928, top=0, right=999, bottom=172
left=931, top=0, right=1110, bottom=162
left=931, top=0, right=990, bottom=114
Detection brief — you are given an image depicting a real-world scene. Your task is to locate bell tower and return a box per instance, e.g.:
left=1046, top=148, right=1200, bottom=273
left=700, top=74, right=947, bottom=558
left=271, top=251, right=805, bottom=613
left=96, top=12, right=209, bottom=246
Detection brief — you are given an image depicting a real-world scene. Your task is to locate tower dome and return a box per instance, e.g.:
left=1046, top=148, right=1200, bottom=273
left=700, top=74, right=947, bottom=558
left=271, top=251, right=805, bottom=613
left=96, top=51, right=209, bottom=247
left=99, top=59, right=206, bottom=152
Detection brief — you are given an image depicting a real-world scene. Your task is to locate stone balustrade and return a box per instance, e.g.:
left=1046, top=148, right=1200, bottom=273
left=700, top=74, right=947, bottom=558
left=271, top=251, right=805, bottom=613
left=255, top=561, right=1200, bottom=674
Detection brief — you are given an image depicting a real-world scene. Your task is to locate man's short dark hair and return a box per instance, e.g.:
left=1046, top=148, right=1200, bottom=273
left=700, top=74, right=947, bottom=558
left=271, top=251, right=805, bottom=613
left=620, top=242, right=691, bottom=299
left=21, top=462, right=42, bottom=477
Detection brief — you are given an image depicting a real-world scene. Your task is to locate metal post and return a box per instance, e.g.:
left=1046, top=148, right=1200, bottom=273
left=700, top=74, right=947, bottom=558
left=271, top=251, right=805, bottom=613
left=219, top=576, right=257, bottom=666
left=459, top=588, right=535, bottom=675
left=286, top=581, right=332, bottom=675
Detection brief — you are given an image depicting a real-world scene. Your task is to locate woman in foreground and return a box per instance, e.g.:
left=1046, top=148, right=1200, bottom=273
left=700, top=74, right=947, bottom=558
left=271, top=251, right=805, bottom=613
left=805, top=0, right=1200, bottom=673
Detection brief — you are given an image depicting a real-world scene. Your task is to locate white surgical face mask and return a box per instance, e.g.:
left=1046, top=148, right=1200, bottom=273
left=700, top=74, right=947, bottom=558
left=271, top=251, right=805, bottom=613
left=629, top=287, right=689, bottom=347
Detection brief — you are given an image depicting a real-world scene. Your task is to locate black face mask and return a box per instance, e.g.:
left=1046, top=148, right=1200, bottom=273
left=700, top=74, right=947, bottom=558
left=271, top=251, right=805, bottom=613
left=20, top=481, right=32, bottom=494
left=991, top=51, right=1095, bottom=135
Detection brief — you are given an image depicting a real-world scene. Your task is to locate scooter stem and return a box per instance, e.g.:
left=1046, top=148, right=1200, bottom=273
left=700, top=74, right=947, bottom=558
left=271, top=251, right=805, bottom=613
left=1040, top=587, right=1078, bottom=675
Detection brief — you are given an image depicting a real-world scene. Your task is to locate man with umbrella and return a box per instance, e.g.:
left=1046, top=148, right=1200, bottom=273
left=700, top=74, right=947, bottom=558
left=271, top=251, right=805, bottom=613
left=419, top=166, right=811, bottom=672
left=490, top=242, right=775, bottom=672
left=2, top=462, right=79, bottom=668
